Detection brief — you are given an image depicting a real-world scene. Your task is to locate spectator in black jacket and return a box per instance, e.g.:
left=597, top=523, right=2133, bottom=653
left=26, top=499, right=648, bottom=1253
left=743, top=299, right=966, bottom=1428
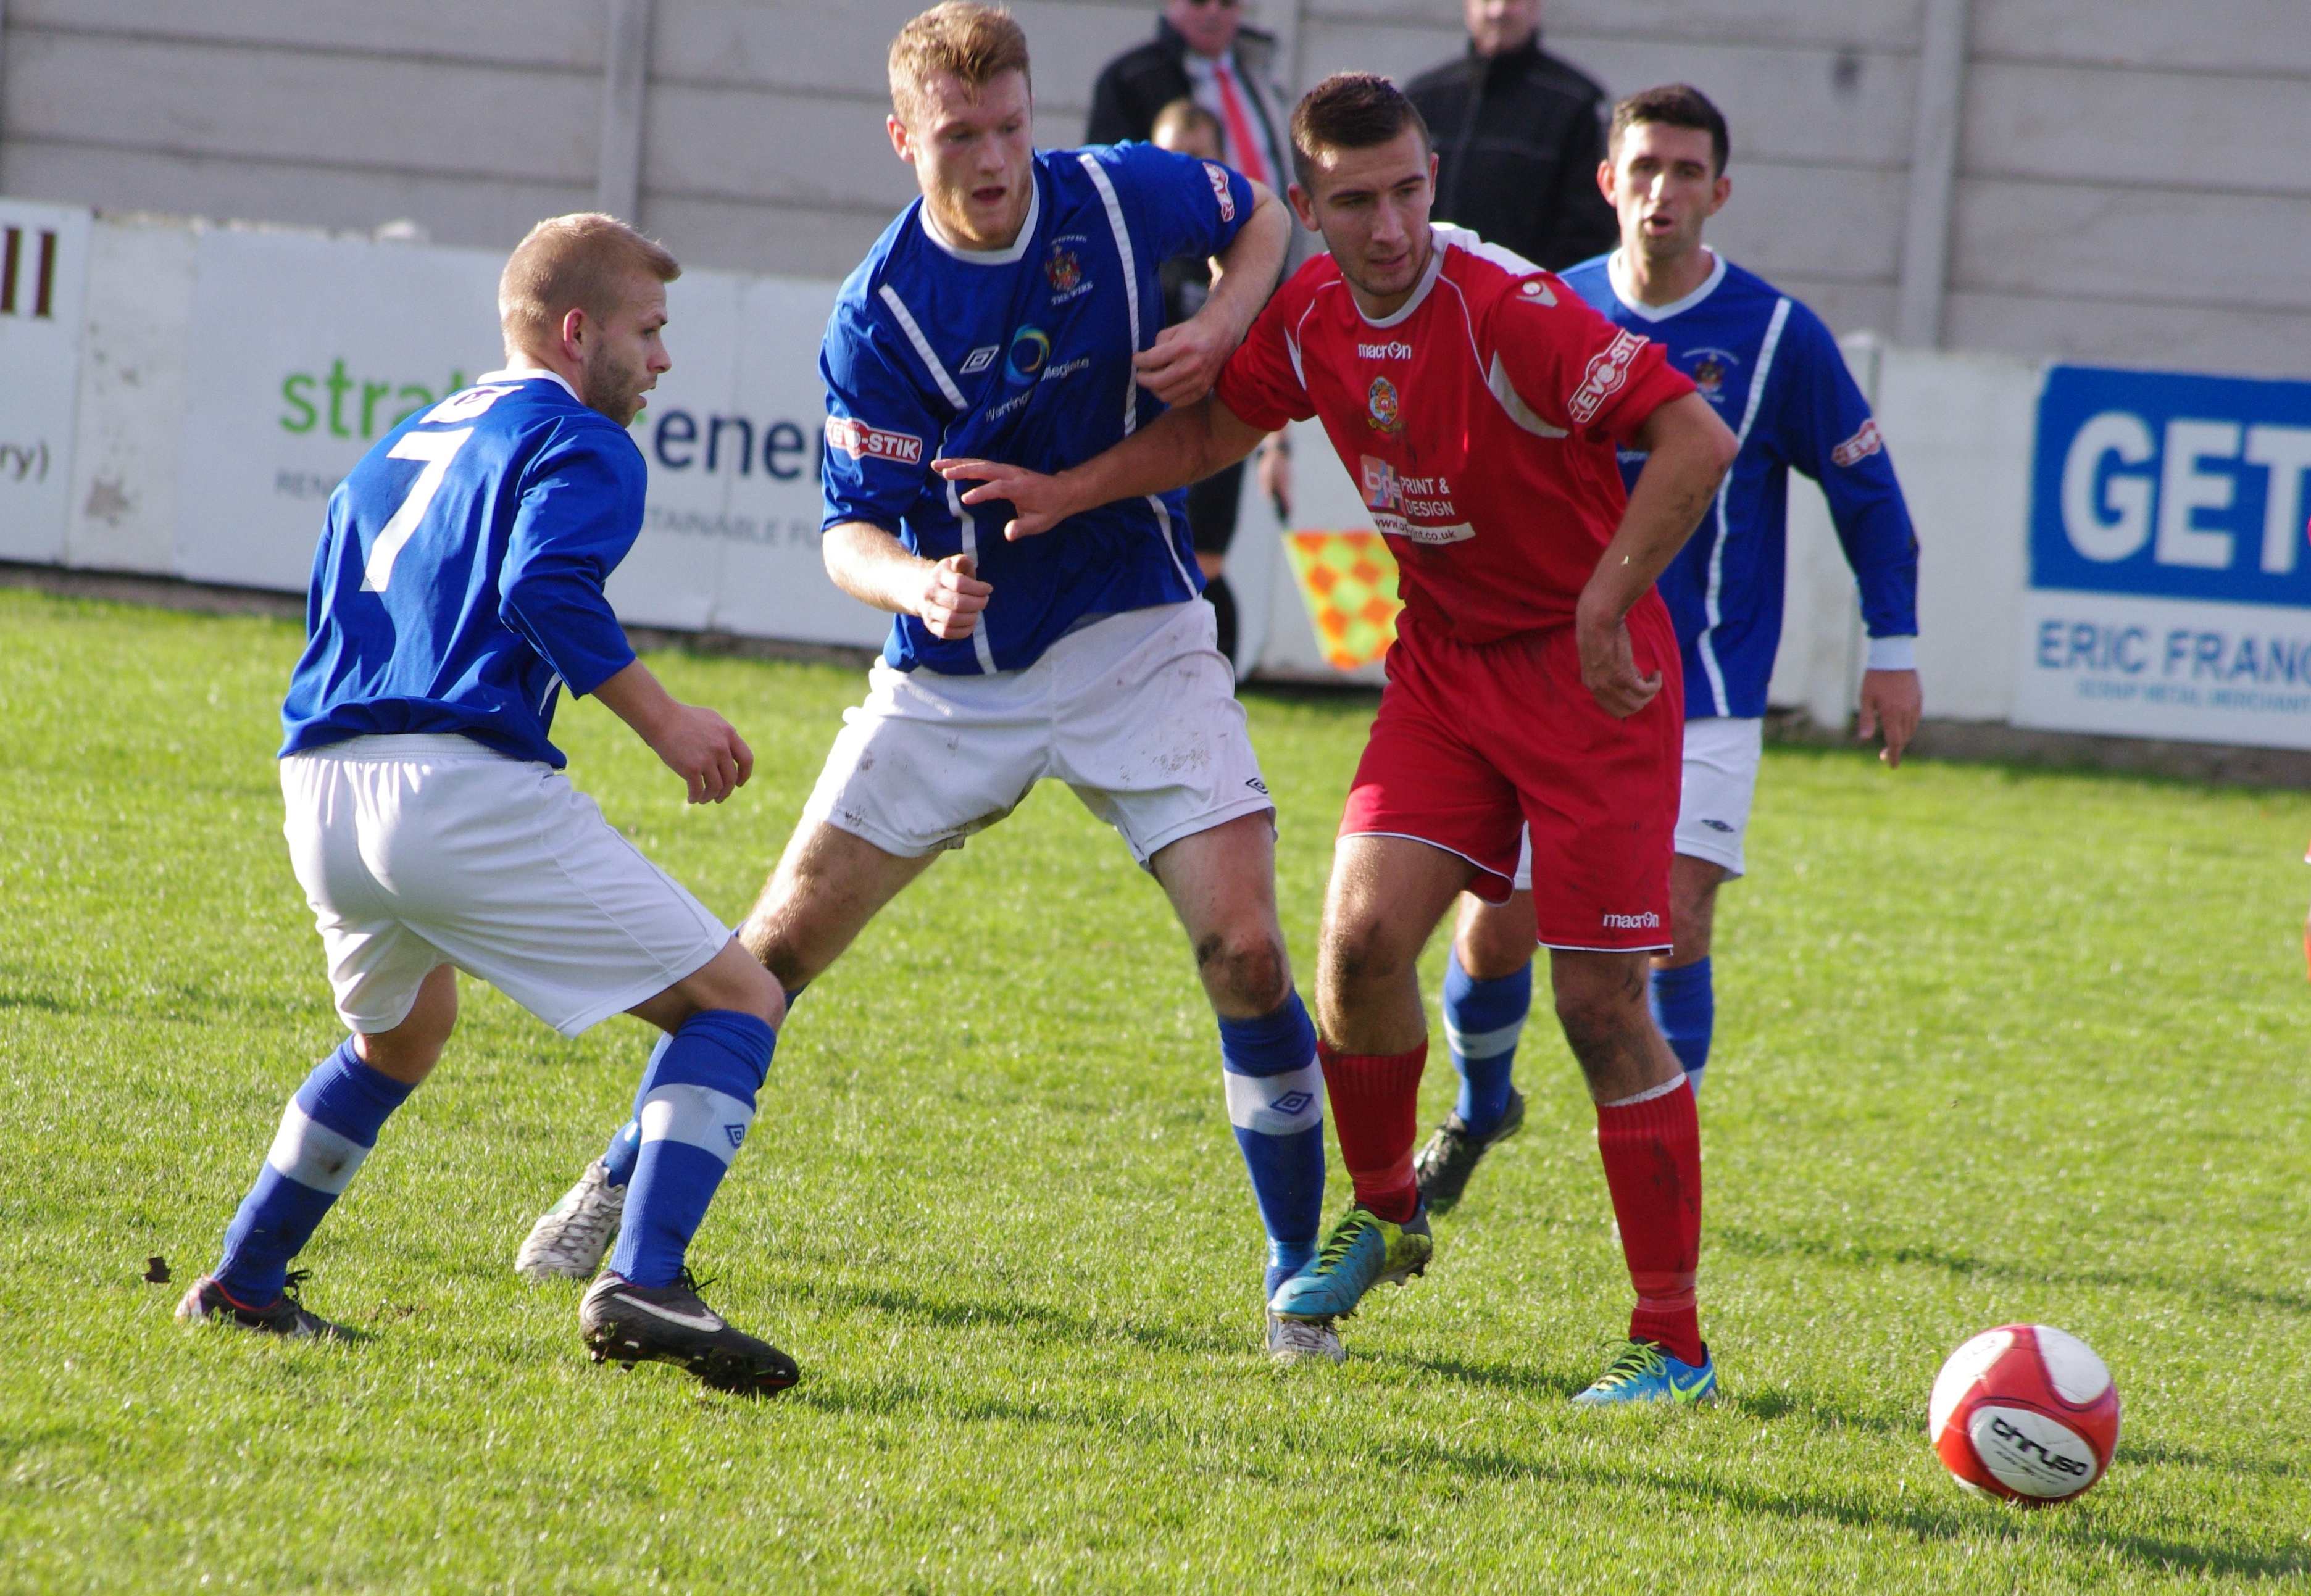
left=1404, top=0, right=1618, bottom=270
left=1086, top=1, right=1289, bottom=196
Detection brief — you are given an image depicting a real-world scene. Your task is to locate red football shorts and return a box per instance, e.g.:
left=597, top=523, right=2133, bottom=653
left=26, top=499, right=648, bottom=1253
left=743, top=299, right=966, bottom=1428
left=1339, top=599, right=1684, bottom=952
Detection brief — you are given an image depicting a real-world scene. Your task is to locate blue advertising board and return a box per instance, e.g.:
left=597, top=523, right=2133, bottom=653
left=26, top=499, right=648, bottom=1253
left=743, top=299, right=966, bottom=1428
left=2015, top=364, right=2311, bottom=748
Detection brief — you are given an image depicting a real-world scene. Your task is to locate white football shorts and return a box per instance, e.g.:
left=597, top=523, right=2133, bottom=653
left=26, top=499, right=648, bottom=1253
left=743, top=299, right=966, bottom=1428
left=801, top=600, right=1273, bottom=868
left=1514, top=715, right=1766, bottom=887
left=280, top=734, right=730, bottom=1037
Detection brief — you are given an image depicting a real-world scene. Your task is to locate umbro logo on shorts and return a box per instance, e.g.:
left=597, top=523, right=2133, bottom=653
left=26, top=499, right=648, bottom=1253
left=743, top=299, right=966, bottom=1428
left=1245, top=777, right=1269, bottom=794
left=1700, top=818, right=1735, bottom=833
left=1602, top=910, right=1662, bottom=929
left=724, top=1124, right=747, bottom=1149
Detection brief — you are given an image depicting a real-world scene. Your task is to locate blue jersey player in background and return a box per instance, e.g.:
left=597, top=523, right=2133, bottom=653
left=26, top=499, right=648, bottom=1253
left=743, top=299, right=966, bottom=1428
left=178, top=214, right=803, bottom=1395
left=1414, top=84, right=1926, bottom=1212
left=514, top=4, right=1347, bottom=1367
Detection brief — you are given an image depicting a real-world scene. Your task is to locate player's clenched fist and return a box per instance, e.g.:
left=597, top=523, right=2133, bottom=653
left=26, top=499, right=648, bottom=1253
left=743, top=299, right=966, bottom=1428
left=917, top=552, right=993, bottom=639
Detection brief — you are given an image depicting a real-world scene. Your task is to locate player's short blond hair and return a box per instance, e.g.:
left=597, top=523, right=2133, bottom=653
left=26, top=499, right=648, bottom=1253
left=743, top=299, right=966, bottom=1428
left=888, top=2, right=1031, bottom=129
left=498, top=213, right=680, bottom=350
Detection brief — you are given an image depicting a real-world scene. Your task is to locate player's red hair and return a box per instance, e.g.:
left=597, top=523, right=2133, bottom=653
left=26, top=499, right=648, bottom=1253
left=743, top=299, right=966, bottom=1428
left=888, top=2, right=1031, bottom=128
left=498, top=212, right=680, bottom=350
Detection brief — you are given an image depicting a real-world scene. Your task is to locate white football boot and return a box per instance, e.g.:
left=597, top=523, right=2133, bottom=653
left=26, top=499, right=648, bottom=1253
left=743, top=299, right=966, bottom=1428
left=1266, top=1310, right=1345, bottom=1366
left=515, top=1159, right=625, bottom=1281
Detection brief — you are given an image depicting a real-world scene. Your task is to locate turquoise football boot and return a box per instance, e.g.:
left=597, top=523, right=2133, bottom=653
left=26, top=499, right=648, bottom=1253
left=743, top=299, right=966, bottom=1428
left=1268, top=1202, right=1431, bottom=1323
left=1570, top=1339, right=1718, bottom=1407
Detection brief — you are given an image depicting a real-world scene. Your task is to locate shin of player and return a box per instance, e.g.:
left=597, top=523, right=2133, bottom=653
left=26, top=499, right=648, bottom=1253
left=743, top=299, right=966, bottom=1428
left=936, top=73, right=1736, bottom=1394
left=186, top=214, right=797, bottom=1393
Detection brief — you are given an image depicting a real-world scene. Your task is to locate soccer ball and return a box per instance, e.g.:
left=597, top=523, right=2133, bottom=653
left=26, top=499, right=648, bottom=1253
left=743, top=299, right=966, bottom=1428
left=1928, top=1324, right=2122, bottom=1504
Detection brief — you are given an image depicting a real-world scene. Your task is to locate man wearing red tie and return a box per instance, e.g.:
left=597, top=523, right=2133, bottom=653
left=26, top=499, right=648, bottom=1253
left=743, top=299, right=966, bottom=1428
left=1089, top=0, right=1290, bottom=208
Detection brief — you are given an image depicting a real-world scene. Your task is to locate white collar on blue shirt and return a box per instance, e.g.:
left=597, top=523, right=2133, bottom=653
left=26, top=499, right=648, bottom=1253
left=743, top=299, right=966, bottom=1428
left=1605, top=247, right=1728, bottom=322
left=478, top=365, right=583, bottom=402
left=918, top=173, right=1043, bottom=267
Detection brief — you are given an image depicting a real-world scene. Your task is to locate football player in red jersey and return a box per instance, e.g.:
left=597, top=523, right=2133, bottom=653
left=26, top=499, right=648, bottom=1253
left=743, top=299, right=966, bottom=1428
left=936, top=73, right=1738, bottom=1403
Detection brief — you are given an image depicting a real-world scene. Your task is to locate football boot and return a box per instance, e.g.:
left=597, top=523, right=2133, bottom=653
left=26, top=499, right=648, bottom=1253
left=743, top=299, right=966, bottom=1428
left=516, top=1158, right=625, bottom=1281
left=580, top=1268, right=798, bottom=1394
left=1570, top=1339, right=1718, bottom=1407
left=1412, top=1087, right=1526, bottom=1215
left=1268, top=1202, right=1431, bottom=1323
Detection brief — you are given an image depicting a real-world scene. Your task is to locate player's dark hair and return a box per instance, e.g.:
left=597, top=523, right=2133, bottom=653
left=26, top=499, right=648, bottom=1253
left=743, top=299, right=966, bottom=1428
left=1609, top=84, right=1730, bottom=176
left=1151, top=98, right=1223, bottom=152
left=1288, top=72, right=1431, bottom=191
left=889, top=2, right=1032, bottom=127
left=499, top=213, right=679, bottom=350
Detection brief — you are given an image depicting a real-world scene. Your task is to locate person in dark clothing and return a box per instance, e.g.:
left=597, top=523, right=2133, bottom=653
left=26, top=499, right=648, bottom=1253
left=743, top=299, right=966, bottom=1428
left=1404, top=0, right=1618, bottom=271
left=1147, top=99, right=1288, bottom=670
left=1088, top=1, right=1290, bottom=189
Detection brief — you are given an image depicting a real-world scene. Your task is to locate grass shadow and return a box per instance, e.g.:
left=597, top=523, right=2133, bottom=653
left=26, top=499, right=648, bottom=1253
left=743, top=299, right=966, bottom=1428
left=1715, top=1224, right=2311, bottom=1318
left=796, top=1279, right=1244, bottom=1361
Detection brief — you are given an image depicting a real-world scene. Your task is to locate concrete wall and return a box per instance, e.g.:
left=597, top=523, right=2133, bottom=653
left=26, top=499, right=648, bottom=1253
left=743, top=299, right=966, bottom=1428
left=3, top=2, right=2307, bottom=375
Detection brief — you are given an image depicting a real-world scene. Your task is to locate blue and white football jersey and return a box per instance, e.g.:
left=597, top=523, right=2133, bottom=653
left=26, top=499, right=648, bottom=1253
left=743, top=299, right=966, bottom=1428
left=1559, top=251, right=1920, bottom=719
left=280, top=370, right=644, bottom=767
left=821, top=143, right=1254, bottom=675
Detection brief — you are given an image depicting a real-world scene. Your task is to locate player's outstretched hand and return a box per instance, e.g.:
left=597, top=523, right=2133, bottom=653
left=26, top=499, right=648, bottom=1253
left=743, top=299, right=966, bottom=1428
left=649, top=702, right=754, bottom=805
left=918, top=552, right=993, bottom=638
left=1575, top=604, right=1663, bottom=719
left=1858, top=667, right=1923, bottom=767
left=932, top=458, right=1075, bottom=541
left=1133, top=318, right=1230, bottom=409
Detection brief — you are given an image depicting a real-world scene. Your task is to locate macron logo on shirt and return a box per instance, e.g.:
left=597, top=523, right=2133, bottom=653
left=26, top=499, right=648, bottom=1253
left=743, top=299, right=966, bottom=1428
left=827, top=415, right=925, bottom=465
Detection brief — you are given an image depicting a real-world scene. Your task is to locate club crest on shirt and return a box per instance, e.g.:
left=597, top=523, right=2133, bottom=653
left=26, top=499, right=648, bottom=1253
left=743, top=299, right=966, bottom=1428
left=1684, top=346, right=1739, bottom=405
left=1367, top=375, right=1404, bottom=436
left=1044, top=243, right=1090, bottom=303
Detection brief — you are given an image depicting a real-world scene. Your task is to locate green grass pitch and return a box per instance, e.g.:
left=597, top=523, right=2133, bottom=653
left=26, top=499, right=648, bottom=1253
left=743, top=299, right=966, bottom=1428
left=2, top=586, right=2308, bottom=1592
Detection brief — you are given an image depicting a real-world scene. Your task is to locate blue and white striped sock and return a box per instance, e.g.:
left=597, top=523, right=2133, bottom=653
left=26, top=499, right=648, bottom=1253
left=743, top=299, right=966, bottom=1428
left=1443, top=950, right=1529, bottom=1139
left=214, top=1039, right=414, bottom=1303
left=607, top=1010, right=777, bottom=1289
left=1218, top=991, right=1326, bottom=1299
left=601, top=984, right=802, bottom=1189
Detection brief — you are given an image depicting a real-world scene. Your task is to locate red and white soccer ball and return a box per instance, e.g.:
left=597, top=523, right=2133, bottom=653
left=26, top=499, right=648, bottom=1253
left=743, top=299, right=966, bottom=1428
left=1928, top=1324, right=2122, bottom=1505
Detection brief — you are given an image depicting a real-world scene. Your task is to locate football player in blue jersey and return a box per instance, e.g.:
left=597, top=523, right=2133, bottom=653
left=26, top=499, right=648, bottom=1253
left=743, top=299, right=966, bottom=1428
left=177, top=214, right=803, bottom=1395
left=1414, top=83, right=1926, bottom=1213
left=514, top=4, right=1343, bottom=1364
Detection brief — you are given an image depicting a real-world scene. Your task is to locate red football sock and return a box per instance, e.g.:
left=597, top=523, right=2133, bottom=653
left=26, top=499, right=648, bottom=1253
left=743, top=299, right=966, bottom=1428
left=1595, top=1077, right=1704, bottom=1366
left=1317, top=1039, right=1426, bottom=1224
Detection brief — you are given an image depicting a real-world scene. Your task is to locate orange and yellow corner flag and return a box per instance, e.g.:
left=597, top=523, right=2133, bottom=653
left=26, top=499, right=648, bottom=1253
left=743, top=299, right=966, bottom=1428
left=1283, top=531, right=1404, bottom=671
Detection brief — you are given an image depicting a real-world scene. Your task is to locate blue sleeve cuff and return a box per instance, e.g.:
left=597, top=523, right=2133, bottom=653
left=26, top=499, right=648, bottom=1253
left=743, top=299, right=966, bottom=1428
left=1865, top=635, right=1918, bottom=672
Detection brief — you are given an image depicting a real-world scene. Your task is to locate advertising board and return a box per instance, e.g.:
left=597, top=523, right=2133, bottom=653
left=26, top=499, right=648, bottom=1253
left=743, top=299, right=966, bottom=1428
left=0, top=201, right=93, bottom=565
left=2015, top=365, right=2311, bottom=748
left=169, top=223, right=885, bottom=647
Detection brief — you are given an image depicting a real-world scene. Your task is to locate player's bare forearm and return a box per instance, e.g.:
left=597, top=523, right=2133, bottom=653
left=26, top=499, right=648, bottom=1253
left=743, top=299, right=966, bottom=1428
left=1133, top=189, right=1288, bottom=406
left=1582, top=393, right=1738, bottom=623
left=593, top=658, right=754, bottom=804
left=934, top=397, right=1267, bottom=541
left=1575, top=393, right=1736, bottom=718
left=822, top=519, right=991, bottom=639
left=1203, top=187, right=1290, bottom=345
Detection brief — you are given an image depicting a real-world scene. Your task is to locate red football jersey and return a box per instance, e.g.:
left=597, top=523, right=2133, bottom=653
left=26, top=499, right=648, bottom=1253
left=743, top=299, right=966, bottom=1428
left=1215, top=225, right=1694, bottom=643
